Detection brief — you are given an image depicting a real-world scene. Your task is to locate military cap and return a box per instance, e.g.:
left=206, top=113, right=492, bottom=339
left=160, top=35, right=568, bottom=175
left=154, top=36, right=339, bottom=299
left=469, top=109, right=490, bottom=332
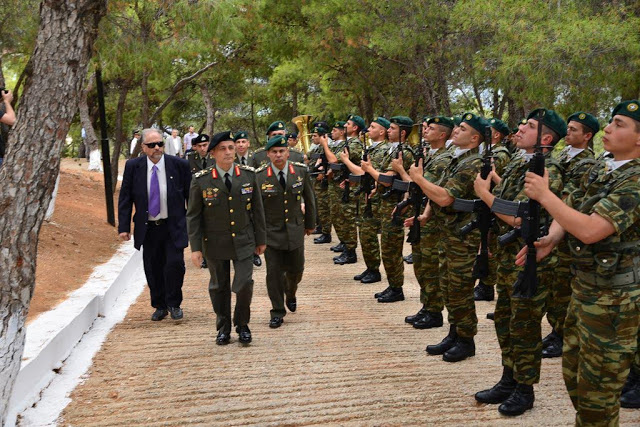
left=489, top=118, right=510, bottom=136
left=390, top=116, right=414, bottom=128
left=208, top=131, right=233, bottom=151
left=372, top=116, right=391, bottom=129
left=334, top=121, right=346, bottom=129
left=312, top=123, right=328, bottom=135
left=266, top=120, right=286, bottom=135
left=313, top=121, right=329, bottom=131
left=193, top=133, right=210, bottom=145
left=452, top=116, right=462, bottom=127
left=347, top=115, right=366, bottom=130
left=567, top=112, right=600, bottom=134
left=527, top=108, right=568, bottom=139
left=286, top=132, right=298, bottom=139
left=611, top=100, right=640, bottom=124
left=428, top=116, right=455, bottom=129
left=421, top=115, right=431, bottom=123
left=461, top=112, right=489, bottom=136
left=265, top=135, right=288, bottom=150
left=232, top=131, right=249, bottom=142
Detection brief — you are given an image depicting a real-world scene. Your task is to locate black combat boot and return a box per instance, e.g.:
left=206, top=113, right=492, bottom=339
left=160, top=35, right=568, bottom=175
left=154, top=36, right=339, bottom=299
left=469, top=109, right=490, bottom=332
left=443, top=336, right=475, bottom=362
left=330, top=242, right=345, bottom=252
left=486, top=312, right=494, bottom=320
left=405, top=306, right=428, bottom=324
left=475, top=367, right=517, bottom=404
left=621, top=370, right=640, bottom=408
left=426, top=324, right=457, bottom=355
left=403, top=254, right=413, bottom=264
left=354, top=269, right=370, bottom=281
left=473, top=282, right=494, bottom=301
left=314, top=233, right=332, bottom=244
left=377, top=287, right=404, bottom=303
left=541, top=332, right=563, bottom=358
left=374, top=286, right=392, bottom=299
left=542, top=329, right=560, bottom=348
left=360, top=270, right=381, bottom=284
left=335, top=249, right=357, bottom=265
left=413, top=311, right=444, bottom=329
left=498, top=384, right=534, bottom=416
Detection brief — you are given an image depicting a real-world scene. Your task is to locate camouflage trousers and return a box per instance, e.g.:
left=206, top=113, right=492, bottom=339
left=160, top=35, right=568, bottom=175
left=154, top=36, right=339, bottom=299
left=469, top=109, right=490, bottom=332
left=545, top=249, right=573, bottom=336
left=563, top=280, right=640, bottom=426
left=314, top=179, right=332, bottom=234
left=329, top=181, right=359, bottom=250
left=441, top=226, right=478, bottom=338
left=411, top=226, right=443, bottom=312
left=359, top=196, right=382, bottom=271
left=494, top=262, right=550, bottom=385
left=380, top=197, right=406, bottom=288
left=483, top=233, right=499, bottom=287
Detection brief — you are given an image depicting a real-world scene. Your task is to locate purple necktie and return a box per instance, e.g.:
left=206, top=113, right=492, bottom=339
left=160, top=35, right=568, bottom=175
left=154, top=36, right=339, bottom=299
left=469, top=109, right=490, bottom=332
left=149, top=165, right=161, bottom=217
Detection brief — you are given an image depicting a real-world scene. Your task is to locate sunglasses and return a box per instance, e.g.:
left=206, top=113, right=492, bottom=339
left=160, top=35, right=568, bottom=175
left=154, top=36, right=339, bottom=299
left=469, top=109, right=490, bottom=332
left=143, top=141, right=164, bottom=148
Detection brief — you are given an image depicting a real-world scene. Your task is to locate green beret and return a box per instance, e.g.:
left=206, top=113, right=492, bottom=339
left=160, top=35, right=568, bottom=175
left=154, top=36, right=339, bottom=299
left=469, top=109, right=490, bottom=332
left=428, top=116, right=455, bottom=129
left=567, top=112, right=600, bottom=134
left=208, top=131, right=233, bottom=151
left=265, top=135, right=288, bottom=150
left=390, top=116, right=414, bottom=128
left=488, top=118, right=510, bottom=136
left=452, top=116, right=462, bottom=127
left=333, top=121, right=346, bottom=129
left=372, top=116, right=391, bottom=129
left=233, top=131, right=249, bottom=142
left=527, top=108, right=568, bottom=139
left=266, top=121, right=286, bottom=135
left=347, top=115, right=366, bottom=130
left=611, top=100, right=640, bottom=125
left=461, top=112, right=489, bottom=136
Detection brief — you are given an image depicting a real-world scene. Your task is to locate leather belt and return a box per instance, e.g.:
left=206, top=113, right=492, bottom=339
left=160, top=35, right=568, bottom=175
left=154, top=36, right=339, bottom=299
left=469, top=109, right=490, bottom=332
left=148, top=218, right=167, bottom=226
left=572, top=266, right=638, bottom=288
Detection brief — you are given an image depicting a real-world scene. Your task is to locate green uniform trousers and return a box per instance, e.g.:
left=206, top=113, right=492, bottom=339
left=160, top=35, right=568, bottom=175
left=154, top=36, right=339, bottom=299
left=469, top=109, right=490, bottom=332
left=412, top=226, right=444, bottom=311
left=265, top=246, right=304, bottom=319
left=329, top=181, right=359, bottom=250
left=314, top=180, right=332, bottom=235
left=358, top=196, right=382, bottom=271
left=546, top=247, right=573, bottom=336
left=380, top=197, right=405, bottom=288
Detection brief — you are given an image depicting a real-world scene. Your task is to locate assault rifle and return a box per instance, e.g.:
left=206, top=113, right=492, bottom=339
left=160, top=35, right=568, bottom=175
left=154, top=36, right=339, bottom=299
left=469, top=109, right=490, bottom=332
left=491, top=109, right=546, bottom=298
left=309, top=151, right=330, bottom=189
left=351, top=143, right=375, bottom=218
left=392, top=145, right=425, bottom=239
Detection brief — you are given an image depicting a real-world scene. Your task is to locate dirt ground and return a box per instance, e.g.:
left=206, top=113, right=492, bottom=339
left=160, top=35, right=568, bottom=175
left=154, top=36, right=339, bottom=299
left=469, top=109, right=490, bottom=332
left=59, top=234, right=640, bottom=426
left=29, top=158, right=125, bottom=321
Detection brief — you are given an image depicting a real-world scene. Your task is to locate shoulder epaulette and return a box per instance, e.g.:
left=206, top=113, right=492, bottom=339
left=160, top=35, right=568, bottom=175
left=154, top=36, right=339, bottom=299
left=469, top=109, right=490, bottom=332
left=291, top=161, right=307, bottom=168
left=254, top=147, right=265, bottom=153
left=238, top=164, right=256, bottom=172
left=255, top=164, right=268, bottom=173
left=186, top=151, right=196, bottom=159
left=195, top=165, right=214, bottom=178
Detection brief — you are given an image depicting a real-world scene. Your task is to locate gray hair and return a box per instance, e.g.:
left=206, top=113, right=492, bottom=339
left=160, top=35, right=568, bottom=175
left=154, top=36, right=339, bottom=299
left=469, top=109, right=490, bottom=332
left=140, top=128, right=163, bottom=144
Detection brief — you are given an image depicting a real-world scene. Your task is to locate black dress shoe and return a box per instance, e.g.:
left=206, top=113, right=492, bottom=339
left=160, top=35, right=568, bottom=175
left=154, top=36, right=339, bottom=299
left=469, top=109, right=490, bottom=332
left=334, top=249, right=357, bottom=265
left=377, top=287, right=404, bottom=303
left=361, top=270, right=381, bottom=284
left=286, top=297, right=297, bottom=312
left=474, top=282, right=494, bottom=301
left=498, top=384, right=534, bottom=416
left=151, top=309, right=168, bottom=321
left=330, top=242, right=345, bottom=252
left=314, top=233, right=332, bottom=244
left=253, top=254, right=262, bottom=267
left=621, top=371, right=640, bottom=408
left=486, top=312, right=495, bottom=320
left=374, top=286, right=392, bottom=299
left=237, top=325, right=252, bottom=344
left=354, top=269, right=370, bottom=281
left=443, top=337, right=475, bottom=362
left=403, top=254, right=413, bottom=264
left=201, top=259, right=207, bottom=268
left=426, top=325, right=457, bottom=355
left=541, top=336, right=563, bottom=358
left=269, top=317, right=284, bottom=328
left=168, top=306, right=183, bottom=320
left=475, top=367, right=517, bottom=404
left=216, top=330, right=231, bottom=345
left=413, top=312, right=444, bottom=329
left=405, top=306, right=428, bottom=324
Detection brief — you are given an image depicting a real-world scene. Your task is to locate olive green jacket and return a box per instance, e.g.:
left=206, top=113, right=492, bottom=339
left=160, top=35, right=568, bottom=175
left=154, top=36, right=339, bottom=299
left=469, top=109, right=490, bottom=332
left=186, top=150, right=214, bottom=174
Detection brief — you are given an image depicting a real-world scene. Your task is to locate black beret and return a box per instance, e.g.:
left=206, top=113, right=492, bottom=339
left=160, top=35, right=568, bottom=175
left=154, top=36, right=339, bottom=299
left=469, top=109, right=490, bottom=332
left=208, top=131, right=233, bottom=152
left=286, top=133, right=298, bottom=139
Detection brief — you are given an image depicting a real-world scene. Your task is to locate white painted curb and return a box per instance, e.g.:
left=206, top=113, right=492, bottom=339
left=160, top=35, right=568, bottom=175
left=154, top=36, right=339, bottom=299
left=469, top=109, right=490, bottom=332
left=6, top=241, right=144, bottom=427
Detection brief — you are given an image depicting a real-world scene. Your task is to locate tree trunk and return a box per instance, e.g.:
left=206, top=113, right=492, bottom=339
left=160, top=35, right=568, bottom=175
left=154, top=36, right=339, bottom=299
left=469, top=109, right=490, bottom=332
left=200, top=83, right=214, bottom=137
left=78, top=74, right=101, bottom=171
left=111, top=83, right=129, bottom=192
left=0, top=1, right=106, bottom=424
left=291, top=83, right=298, bottom=117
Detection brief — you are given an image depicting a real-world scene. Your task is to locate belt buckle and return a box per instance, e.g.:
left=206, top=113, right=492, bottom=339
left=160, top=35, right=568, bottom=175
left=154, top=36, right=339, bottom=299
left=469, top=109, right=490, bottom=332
left=153, top=219, right=164, bottom=226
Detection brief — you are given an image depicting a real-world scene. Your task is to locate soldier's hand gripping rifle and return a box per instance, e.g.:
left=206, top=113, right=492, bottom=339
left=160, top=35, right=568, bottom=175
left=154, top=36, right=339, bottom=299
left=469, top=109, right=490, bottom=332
left=351, top=144, right=374, bottom=218
left=491, top=110, right=546, bottom=298
left=340, top=145, right=352, bottom=203
left=379, top=139, right=403, bottom=200
left=391, top=146, right=425, bottom=237
left=451, top=125, right=494, bottom=280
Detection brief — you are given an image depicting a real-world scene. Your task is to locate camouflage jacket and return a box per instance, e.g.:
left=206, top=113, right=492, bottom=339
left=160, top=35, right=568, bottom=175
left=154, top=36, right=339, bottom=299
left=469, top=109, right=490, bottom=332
left=556, top=147, right=597, bottom=198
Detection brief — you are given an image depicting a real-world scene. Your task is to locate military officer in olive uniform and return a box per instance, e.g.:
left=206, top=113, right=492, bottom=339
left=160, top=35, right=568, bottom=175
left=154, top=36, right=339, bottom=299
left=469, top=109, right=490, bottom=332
left=286, top=132, right=305, bottom=163
left=234, top=131, right=255, bottom=166
left=255, top=135, right=316, bottom=328
left=187, top=131, right=266, bottom=346
left=252, top=120, right=288, bottom=168
left=186, top=134, right=213, bottom=174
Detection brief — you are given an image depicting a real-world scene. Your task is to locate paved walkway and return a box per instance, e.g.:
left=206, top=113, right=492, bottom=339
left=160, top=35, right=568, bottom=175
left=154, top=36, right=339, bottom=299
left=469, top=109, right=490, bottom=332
left=61, top=235, right=640, bottom=426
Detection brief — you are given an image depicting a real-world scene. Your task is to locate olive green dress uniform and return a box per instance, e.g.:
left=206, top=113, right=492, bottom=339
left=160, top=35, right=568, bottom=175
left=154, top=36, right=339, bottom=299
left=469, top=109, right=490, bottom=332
left=256, top=161, right=316, bottom=319
left=251, top=147, right=268, bottom=169
left=186, top=163, right=266, bottom=333
left=288, top=147, right=305, bottom=163
left=563, top=155, right=640, bottom=426
left=186, top=150, right=213, bottom=174
left=358, top=140, right=390, bottom=273
left=236, top=151, right=255, bottom=167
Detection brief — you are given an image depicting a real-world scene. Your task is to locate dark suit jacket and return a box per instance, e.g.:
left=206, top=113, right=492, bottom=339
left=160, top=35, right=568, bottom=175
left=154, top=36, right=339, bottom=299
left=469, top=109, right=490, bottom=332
left=118, top=155, right=191, bottom=250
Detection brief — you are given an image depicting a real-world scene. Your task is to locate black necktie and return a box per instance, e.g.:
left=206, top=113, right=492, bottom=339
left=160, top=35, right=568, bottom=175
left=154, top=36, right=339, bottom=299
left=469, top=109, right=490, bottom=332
left=279, top=171, right=286, bottom=190
left=241, top=157, right=246, bottom=165
left=202, top=158, right=207, bottom=169
left=225, top=173, right=232, bottom=191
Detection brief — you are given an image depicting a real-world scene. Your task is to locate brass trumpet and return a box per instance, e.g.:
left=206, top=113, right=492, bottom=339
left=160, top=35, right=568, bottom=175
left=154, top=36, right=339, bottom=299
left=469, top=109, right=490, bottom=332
left=292, top=115, right=314, bottom=154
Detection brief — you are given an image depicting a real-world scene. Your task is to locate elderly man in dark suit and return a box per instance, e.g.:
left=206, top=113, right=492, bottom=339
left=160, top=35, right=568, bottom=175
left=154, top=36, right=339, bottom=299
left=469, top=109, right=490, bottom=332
left=118, top=128, right=191, bottom=321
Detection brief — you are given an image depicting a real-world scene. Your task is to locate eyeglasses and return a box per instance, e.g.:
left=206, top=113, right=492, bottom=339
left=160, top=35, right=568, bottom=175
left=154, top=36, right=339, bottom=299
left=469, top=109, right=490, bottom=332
left=143, top=141, right=164, bottom=148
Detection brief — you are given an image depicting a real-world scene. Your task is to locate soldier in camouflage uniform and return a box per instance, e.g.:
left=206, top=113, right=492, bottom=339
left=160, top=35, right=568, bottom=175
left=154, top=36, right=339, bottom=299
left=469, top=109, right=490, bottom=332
left=394, top=117, right=453, bottom=329
left=362, top=116, right=414, bottom=303
left=522, top=100, right=640, bottom=426
left=234, top=131, right=255, bottom=167
left=320, top=116, right=364, bottom=264
left=251, top=121, right=287, bottom=168
left=186, top=134, right=213, bottom=174
left=340, top=116, right=391, bottom=284
left=473, top=109, right=566, bottom=416
left=309, top=123, right=333, bottom=244
left=542, top=112, right=599, bottom=359
left=409, top=113, right=486, bottom=362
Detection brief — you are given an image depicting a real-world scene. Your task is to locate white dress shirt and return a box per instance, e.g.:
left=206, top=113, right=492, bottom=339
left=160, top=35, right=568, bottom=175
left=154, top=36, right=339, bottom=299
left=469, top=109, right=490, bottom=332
left=147, top=155, right=168, bottom=220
